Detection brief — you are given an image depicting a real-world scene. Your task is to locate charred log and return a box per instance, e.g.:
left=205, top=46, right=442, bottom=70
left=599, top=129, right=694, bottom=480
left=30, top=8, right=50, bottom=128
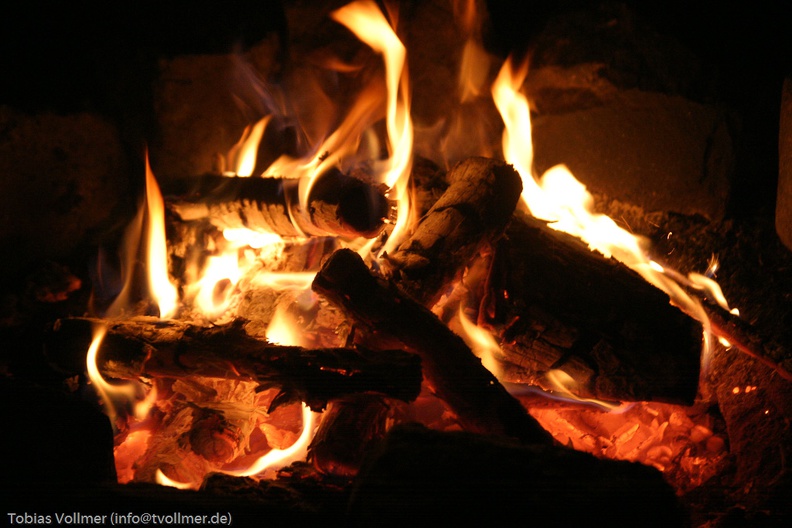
left=385, top=157, right=522, bottom=306
left=46, top=317, right=421, bottom=411
left=312, top=248, right=553, bottom=444
left=485, top=211, right=701, bottom=404
left=167, top=167, right=391, bottom=239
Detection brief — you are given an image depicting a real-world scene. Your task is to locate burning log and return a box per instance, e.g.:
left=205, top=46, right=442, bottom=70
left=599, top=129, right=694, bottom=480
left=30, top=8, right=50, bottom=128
left=47, top=317, right=421, bottom=411
left=486, top=211, right=702, bottom=404
left=167, top=167, right=392, bottom=239
left=385, top=157, right=523, bottom=306
left=312, top=248, right=553, bottom=445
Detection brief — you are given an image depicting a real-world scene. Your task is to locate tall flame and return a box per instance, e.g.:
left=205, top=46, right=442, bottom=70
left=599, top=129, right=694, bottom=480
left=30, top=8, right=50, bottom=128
left=145, top=155, right=178, bottom=318
left=331, top=0, right=414, bottom=255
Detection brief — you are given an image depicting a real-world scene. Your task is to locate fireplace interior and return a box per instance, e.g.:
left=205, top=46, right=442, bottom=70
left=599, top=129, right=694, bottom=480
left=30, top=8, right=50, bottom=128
left=2, top=1, right=791, bottom=526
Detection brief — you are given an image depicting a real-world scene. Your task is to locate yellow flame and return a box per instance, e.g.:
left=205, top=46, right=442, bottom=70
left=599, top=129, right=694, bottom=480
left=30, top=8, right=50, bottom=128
left=222, top=227, right=282, bottom=249
left=456, top=308, right=503, bottom=379
left=221, top=403, right=317, bottom=478
left=155, top=469, right=197, bottom=490
left=544, top=369, right=622, bottom=412
left=228, top=116, right=271, bottom=177
left=145, top=156, right=178, bottom=319
left=265, top=304, right=305, bottom=347
left=190, top=253, right=241, bottom=319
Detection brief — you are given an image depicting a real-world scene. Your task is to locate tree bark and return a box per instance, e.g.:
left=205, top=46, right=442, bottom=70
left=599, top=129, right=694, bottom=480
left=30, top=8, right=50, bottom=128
left=167, top=167, right=392, bottom=239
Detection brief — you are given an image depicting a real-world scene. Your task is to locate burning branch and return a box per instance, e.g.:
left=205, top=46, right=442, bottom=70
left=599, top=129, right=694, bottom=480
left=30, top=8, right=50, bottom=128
left=312, top=248, right=553, bottom=445
left=48, top=317, right=422, bottom=411
left=168, top=167, right=392, bottom=239
left=385, top=157, right=522, bottom=306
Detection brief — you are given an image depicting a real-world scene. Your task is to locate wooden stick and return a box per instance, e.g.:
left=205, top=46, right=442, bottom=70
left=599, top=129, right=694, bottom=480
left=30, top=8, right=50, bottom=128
left=384, top=157, right=522, bottom=306
left=312, top=248, right=553, bottom=445
left=167, top=167, right=392, bottom=238
left=47, top=317, right=422, bottom=411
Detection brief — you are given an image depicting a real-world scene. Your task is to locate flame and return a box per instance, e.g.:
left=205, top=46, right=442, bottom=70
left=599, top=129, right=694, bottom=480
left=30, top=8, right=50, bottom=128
left=454, top=0, right=490, bottom=102
left=155, top=469, right=197, bottom=490
left=227, top=116, right=271, bottom=177
left=265, top=304, right=304, bottom=347
left=331, top=0, right=414, bottom=256
left=85, top=324, right=138, bottom=425
left=221, top=403, right=317, bottom=478
left=145, top=156, right=178, bottom=319
left=543, top=369, right=622, bottom=412
left=251, top=272, right=315, bottom=291
left=190, top=253, right=241, bottom=319
left=456, top=307, right=503, bottom=379
left=492, top=57, right=714, bottom=355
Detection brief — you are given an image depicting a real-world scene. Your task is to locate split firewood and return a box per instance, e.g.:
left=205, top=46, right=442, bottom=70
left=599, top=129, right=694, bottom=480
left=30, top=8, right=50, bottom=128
left=484, top=211, right=702, bottom=404
left=312, top=248, right=553, bottom=445
left=384, top=157, right=523, bottom=306
left=46, top=317, right=422, bottom=411
left=167, top=166, right=392, bottom=239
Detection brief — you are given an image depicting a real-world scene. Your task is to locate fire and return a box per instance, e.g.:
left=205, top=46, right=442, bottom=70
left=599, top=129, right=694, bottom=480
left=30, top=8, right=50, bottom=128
left=492, top=56, right=714, bottom=351
left=84, top=0, right=738, bottom=493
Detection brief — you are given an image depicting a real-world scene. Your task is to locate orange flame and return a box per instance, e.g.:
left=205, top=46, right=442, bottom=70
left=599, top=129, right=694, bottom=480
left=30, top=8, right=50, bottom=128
left=86, top=324, right=150, bottom=425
